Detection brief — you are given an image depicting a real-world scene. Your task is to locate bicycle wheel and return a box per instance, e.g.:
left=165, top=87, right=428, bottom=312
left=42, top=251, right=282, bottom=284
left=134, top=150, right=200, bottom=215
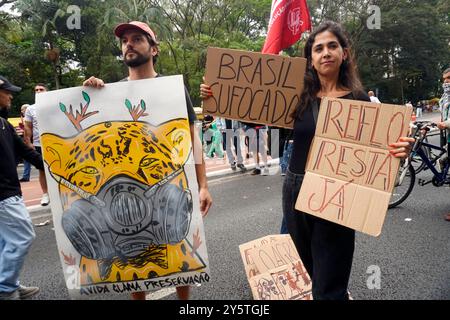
left=410, top=145, right=429, bottom=174
left=389, top=163, right=415, bottom=209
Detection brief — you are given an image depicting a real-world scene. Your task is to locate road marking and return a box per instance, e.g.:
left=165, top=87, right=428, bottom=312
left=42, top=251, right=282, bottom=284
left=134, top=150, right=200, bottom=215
left=209, top=172, right=253, bottom=186
left=146, top=287, right=176, bottom=300
left=31, top=213, right=52, bottom=221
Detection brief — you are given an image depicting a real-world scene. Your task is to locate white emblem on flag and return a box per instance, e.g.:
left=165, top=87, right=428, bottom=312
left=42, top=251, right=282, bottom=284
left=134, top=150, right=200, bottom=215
left=288, top=8, right=303, bottom=35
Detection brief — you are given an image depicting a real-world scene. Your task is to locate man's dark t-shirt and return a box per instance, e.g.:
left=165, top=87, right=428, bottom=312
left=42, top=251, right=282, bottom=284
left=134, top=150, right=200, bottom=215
left=0, top=117, right=44, bottom=201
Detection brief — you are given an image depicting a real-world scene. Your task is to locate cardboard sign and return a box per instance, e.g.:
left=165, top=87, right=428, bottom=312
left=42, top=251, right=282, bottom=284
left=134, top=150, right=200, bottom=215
left=239, top=235, right=312, bottom=300
left=250, top=261, right=312, bottom=300
left=36, top=76, right=210, bottom=298
left=204, top=47, right=307, bottom=128
left=296, top=97, right=413, bottom=236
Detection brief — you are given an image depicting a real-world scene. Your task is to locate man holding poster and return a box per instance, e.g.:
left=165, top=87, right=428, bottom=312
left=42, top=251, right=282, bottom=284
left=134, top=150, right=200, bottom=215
left=82, top=21, right=212, bottom=300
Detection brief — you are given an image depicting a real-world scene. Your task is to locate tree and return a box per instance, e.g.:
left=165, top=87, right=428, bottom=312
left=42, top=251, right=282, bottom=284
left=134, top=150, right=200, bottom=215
left=2, top=0, right=448, bottom=108
left=357, top=0, right=450, bottom=103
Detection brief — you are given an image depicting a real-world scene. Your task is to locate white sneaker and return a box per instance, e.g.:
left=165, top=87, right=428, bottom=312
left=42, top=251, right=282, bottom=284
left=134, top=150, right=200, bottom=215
left=18, top=285, right=40, bottom=299
left=40, top=193, right=50, bottom=206
left=261, top=168, right=269, bottom=176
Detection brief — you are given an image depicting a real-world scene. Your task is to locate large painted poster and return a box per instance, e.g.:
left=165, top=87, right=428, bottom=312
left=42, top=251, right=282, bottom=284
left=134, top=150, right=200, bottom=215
left=36, top=76, right=210, bottom=298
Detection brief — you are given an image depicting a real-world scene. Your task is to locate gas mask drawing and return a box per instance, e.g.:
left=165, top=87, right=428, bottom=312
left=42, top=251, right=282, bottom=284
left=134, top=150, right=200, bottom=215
left=61, top=173, right=193, bottom=261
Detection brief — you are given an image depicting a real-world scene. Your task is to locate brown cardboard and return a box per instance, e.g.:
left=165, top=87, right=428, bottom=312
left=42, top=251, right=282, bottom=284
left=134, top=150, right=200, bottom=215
left=306, top=137, right=397, bottom=192
left=315, top=98, right=411, bottom=149
left=204, top=47, right=307, bottom=128
left=239, top=235, right=312, bottom=300
left=249, top=237, right=300, bottom=274
left=238, top=234, right=298, bottom=278
left=296, top=97, right=412, bottom=237
left=250, top=261, right=313, bottom=300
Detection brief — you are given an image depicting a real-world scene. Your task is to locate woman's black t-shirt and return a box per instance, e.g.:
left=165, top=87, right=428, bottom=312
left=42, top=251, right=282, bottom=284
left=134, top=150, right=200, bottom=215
left=289, top=91, right=371, bottom=174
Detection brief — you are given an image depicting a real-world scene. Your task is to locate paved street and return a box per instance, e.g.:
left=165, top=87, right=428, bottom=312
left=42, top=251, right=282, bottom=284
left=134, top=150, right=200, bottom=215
left=21, top=163, right=450, bottom=300
left=16, top=110, right=449, bottom=300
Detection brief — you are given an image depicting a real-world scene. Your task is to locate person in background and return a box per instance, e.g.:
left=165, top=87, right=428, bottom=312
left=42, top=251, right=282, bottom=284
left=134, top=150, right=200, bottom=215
left=0, top=75, right=42, bottom=300
left=24, top=84, right=50, bottom=206
left=436, top=67, right=450, bottom=221
left=205, top=116, right=224, bottom=159
left=218, top=118, right=247, bottom=172
left=415, top=101, right=423, bottom=118
left=368, top=90, right=381, bottom=103
left=202, top=114, right=214, bottom=155
left=241, top=122, right=269, bottom=176
left=19, top=104, right=31, bottom=182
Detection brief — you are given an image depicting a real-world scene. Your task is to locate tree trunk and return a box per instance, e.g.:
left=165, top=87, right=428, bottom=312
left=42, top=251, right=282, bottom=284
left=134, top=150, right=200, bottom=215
left=52, top=62, right=60, bottom=89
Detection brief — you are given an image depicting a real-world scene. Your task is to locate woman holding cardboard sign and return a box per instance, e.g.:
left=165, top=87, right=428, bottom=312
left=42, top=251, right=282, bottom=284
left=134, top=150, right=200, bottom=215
left=201, top=21, right=413, bottom=300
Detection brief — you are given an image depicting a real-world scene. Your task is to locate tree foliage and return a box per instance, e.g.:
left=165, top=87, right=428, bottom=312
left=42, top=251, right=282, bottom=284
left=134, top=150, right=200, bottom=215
left=1, top=0, right=449, bottom=116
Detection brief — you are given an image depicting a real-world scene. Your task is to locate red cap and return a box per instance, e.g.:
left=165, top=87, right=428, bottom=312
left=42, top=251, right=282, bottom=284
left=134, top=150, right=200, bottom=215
left=114, top=21, right=158, bottom=43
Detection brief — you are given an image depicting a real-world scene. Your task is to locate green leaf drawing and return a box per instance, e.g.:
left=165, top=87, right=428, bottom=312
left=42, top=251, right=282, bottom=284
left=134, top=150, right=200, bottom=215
left=59, top=102, right=67, bottom=113
left=82, top=91, right=90, bottom=104
left=140, top=100, right=146, bottom=111
left=125, top=99, right=132, bottom=111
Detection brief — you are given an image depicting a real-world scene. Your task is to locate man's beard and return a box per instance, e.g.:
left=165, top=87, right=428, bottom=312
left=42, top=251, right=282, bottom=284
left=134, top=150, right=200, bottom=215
left=124, top=51, right=151, bottom=68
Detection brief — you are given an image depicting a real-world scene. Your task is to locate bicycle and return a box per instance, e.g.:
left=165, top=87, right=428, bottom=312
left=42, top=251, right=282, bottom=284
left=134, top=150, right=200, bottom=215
left=409, top=122, right=446, bottom=174
left=389, top=121, right=450, bottom=208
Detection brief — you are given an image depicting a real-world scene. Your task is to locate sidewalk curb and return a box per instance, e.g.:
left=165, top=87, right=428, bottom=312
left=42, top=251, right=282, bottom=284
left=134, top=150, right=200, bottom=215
left=206, top=158, right=280, bottom=179
left=28, top=158, right=281, bottom=219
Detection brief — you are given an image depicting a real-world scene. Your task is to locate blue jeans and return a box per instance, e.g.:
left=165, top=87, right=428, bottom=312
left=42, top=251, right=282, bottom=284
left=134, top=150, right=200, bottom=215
left=0, top=196, right=36, bottom=293
left=280, top=141, right=293, bottom=173
left=22, top=161, right=31, bottom=180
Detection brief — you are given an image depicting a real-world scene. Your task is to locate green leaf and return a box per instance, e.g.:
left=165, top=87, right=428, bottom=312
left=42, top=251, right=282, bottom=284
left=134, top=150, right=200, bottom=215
left=140, top=100, right=146, bottom=111
left=125, top=99, right=132, bottom=111
left=82, top=91, right=90, bottom=104
left=59, top=103, right=67, bottom=113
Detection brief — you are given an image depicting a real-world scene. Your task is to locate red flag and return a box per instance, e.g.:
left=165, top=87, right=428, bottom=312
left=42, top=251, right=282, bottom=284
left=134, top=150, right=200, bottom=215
left=262, top=0, right=312, bottom=54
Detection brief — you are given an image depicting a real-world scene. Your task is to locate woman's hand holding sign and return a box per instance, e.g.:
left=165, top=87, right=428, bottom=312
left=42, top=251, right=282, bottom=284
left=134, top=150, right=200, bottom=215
left=200, top=77, right=212, bottom=99
left=388, top=137, right=415, bottom=159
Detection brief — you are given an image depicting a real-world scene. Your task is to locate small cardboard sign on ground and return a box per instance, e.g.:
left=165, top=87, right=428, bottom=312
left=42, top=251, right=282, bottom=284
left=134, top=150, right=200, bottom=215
left=296, top=97, right=412, bottom=236
left=239, top=234, right=312, bottom=300
left=204, top=47, right=307, bottom=128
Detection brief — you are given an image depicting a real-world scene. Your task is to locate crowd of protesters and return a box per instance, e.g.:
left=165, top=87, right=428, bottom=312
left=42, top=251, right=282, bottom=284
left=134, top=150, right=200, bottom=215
left=0, top=18, right=448, bottom=301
